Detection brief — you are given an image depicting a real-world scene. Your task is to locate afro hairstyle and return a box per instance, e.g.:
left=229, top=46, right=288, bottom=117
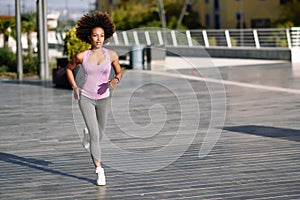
left=76, top=11, right=116, bottom=43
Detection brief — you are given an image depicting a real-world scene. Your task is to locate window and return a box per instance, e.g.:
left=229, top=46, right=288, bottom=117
left=235, top=12, right=245, bottom=28
left=236, top=12, right=241, bottom=21
left=280, top=0, right=292, bottom=4
left=214, top=13, right=220, bottom=29
left=205, top=14, right=210, bottom=26
left=214, top=0, right=219, bottom=11
left=251, top=19, right=271, bottom=28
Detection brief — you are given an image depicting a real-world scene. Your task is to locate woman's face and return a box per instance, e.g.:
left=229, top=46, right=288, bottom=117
left=89, top=27, right=105, bottom=48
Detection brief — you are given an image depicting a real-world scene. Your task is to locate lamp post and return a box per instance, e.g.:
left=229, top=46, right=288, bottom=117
left=156, top=0, right=167, bottom=45
left=238, top=0, right=244, bottom=46
left=239, top=0, right=243, bottom=28
left=177, top=0, right=191, bottom=30
left=43, top=0, right=49, bottom=80
left=7, top=4, right=11, bottom=15
left=15, top=0, right=23, bottom=81
left=37, top=0, right=49, bottom=80
left=157, top=0, right=166, bottom=29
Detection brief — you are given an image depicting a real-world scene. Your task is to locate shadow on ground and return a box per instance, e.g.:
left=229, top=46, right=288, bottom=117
left=223, top=125, right=300, bottom=142
left=0, top=152, right=94, bottom=184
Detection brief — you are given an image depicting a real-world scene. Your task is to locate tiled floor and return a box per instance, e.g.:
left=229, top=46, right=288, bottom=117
left=1, top=59, right=299, bottom=199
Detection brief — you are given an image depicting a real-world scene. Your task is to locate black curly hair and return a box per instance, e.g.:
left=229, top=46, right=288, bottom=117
left=76, top=11, right=116, bottom=43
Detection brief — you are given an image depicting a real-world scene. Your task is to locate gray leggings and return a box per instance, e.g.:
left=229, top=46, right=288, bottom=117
left=79, top=95, right=110, bottom=164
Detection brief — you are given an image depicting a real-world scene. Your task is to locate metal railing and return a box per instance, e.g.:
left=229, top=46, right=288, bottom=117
left=291, top=27, right=300, bottom=47
left=1, top=27, right=299, bottom=51
left=109, top=27, right=300, bottom=49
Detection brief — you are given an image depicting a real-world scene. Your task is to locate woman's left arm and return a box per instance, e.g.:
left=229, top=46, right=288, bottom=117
left=110, top=51, right=122, bottom=88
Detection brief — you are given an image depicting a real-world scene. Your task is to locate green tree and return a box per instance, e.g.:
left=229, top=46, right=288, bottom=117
left=111, top=0, right=159, bottom=30
left=273, top=0, right=300, bottom=28
left=0, top=18, right=15, bottom=49
left=162, top=0, right=203, bottom=29
left=111, top=0, right=202, bottom=30
left=21, top=13, right=36, bottom=55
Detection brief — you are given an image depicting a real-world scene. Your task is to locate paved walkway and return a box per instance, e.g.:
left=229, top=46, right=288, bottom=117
left=1, top=58, right=300, bottom=199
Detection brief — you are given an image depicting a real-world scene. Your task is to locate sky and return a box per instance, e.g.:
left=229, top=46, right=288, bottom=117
left=0, top=0, right=94, bottom=19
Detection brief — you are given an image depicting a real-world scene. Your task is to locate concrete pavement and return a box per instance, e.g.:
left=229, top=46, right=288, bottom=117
left=1, top=58, right=299, bottom=199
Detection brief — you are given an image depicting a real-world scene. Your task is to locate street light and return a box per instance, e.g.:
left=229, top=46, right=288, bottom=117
left=177, top=0, right=191, bottom=29
left=36, top=0, right=49, bottom=80
left=15, top=0, right=23, bottom=81
left=239, top=0, right=243, bottom=29
left=156, top=0, right=166, bottom=29
left=237, top=0, right=244, bottom=46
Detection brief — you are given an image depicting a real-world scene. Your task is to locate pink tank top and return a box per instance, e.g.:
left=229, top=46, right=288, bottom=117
left=81, top=48, right=111, bottom=99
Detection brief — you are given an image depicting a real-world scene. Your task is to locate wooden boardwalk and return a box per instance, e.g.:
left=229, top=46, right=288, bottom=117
left=1, top=60, right=300, bottom=199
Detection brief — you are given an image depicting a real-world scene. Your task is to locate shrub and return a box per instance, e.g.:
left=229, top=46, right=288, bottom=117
left=63, top=27, right=91, bottom=61
left=0, top=65, right=9, bottom=72
left=208, top=37, right=217, bottom=46
left=0, top=48, right=16, bottom=72
left=0, top=48, right=38, bottom=74
left=23, top=54, right=38, bottom=73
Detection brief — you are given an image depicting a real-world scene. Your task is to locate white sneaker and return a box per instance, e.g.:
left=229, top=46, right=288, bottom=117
left=82, top=128, right=90, bottom=152
left=96, top=166, right=106, bottom=186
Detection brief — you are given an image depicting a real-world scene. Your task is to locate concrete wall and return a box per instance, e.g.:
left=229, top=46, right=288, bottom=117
left=166, top=46, right=291, bottom=61
left=105, top=45, right=292, bottom=61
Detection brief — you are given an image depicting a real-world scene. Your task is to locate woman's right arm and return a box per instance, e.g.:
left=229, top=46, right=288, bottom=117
left=66, top=52, right=84, bottom=99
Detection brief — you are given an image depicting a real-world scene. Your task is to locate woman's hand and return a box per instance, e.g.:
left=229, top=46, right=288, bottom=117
left=73, top=87, right=81, bottom=100
left=109, top=77, right=119, bottom=89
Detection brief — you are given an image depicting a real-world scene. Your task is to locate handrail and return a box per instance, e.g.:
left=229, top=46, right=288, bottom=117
left=1, top=27, right=299, bottom=50
left=108, top=27, right=300, bottom=49
left=291, top=27, right=300, bottom=47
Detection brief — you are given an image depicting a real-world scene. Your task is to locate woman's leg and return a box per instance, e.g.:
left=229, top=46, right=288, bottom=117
left=95, top=97, right=110, bottom=143
left=79, top=95, right=102, bottom=167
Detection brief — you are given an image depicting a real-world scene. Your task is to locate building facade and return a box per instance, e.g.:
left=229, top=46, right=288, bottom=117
left=95, top=0, right=297, bottom=29
left=196, top=0, right=295, bottom=29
